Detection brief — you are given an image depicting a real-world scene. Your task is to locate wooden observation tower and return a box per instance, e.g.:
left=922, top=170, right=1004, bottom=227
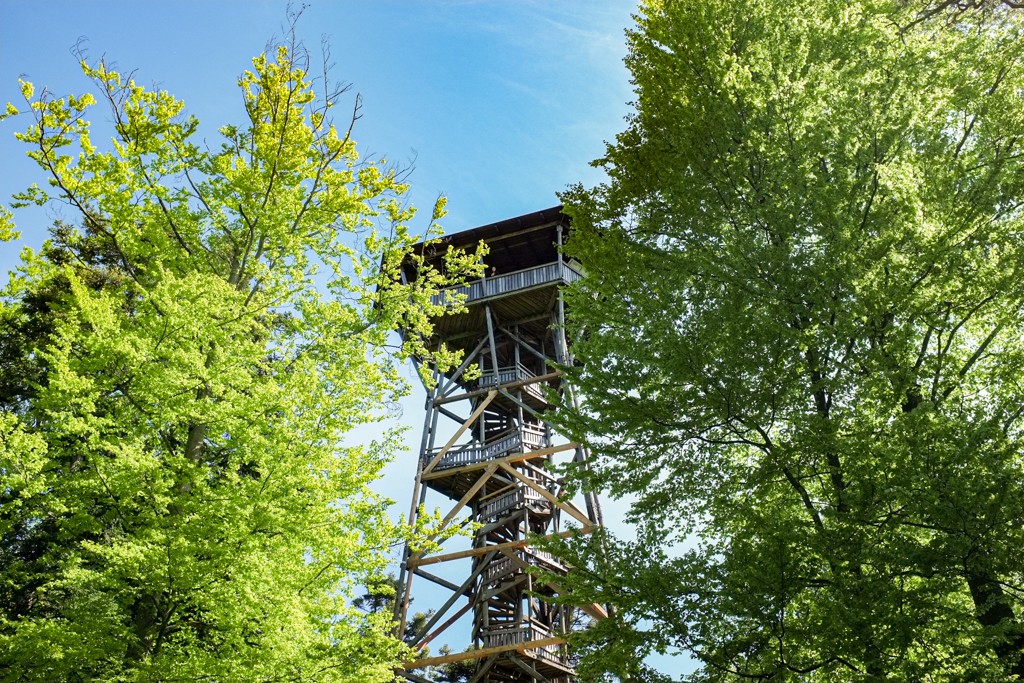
left=396, top=207, right=604, bottom=683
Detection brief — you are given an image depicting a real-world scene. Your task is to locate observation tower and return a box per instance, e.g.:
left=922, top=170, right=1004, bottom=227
left=396, top=206, right=604, bottom=683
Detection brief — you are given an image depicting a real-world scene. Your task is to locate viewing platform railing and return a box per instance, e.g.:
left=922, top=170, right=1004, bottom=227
left=422, top=422, right=546, bottom=472
left=479, top=482, right=548, bottom=521
left=432, top=261, right=582, bottom=306
left=479, top=363, right=546, bottom=402
left=480, top=623, right=568, bottom=666
left=484, top=546, right=568, bottom=584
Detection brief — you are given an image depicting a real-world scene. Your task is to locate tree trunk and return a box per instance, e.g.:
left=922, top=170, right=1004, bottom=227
left=966, top=568, right=1024, bottom=678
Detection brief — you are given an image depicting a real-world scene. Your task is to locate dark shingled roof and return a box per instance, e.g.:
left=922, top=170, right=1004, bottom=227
left=403, top=205, right=569, bottom=283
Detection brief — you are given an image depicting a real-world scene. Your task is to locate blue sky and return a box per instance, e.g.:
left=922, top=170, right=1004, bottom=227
left=0, top=0, right=635, bottom=498
left=0, top=1, right=633, bottom=241
left=0, top=0, right=694, bottom=676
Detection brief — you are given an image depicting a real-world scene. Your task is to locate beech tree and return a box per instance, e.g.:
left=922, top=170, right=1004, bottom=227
left=552, top=1, right=1024, bottom=681
left=0, top=32, right=478, bottom=682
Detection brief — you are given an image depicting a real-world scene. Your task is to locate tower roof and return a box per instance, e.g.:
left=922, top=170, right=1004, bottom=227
left=403, top=205, right=568, bottom=282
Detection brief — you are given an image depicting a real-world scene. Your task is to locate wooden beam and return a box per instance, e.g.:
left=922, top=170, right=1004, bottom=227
left=497, top=462, right=594, bottom=528
left=404, top=636, right=566, bottom=669
left=421, top=442, right=576, bottom=482
left=497, top=325, right=553, bottom=365
left=434, top=371, right=561, bottom=406
left=497, top=387, right=542, bottom=419
left=408, top=527, right=592, bottom=568
left=410, top=551, right=496, bottom=645
left=413, top=568, right=460, bottom=593
left=422, top=390, right=497, bottom=474
left=396, top=375, right=442, bottom=635
left=436, top=405, right=468, bottom=424
left=509, top=654, right=555, bottom=682
left=537, top=574, right=609, bottom=621
left=485, top=304, right=501, bottom=391
left=438, top=337, right=488, bottom=398
left=409, top=538, right=530, bottom=568
left=432, top=464, right=497, bottom=539
left=402, top=672, right=437, bottom=683
left=416, top=601, right=474, bottom=651
left=478, top=480, right=516, bottom=503
left=466, top=654, right=499, bottom=683
left=475, top=517, right=515, bottom=537
left=519, top=458, right=560, bottom=486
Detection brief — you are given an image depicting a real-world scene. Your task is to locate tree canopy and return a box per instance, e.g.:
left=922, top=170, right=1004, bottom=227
left=553, top=0, right=1024, bottom=680
left=0, top=31, right=478, bottom=682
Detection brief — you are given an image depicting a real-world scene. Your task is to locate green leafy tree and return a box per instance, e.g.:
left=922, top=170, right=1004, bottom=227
left=552, top=0, right=1024, bottom=681
left=0, top=29, right=480, bottom=683
left=352, top=576, right=475, bottom=683
left=353, top=574, right=433, bottom=646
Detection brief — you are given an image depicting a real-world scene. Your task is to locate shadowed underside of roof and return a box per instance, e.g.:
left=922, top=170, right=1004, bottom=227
left=403, top=205, right=568, bottom=283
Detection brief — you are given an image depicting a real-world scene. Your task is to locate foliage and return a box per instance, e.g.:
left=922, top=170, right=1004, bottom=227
left=353, top=574, right=432, bottom=646
left=553, top=0, right=1024, bottom=681
left=352, top=576, right=475, bottom=683
left=0, top=31, right=481, bottom=683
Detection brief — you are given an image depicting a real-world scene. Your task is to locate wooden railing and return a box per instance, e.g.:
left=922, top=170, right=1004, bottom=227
left=479, top=483, right=547, bottom=521
left=479, top=363, right=546, bottom=401
left=484, top=546, right=568, bottom=583
left=423, top=422, right=546, bottom=472
left=480, top=623, right=568, bottom=665
left=432, top=261, right=582, bottom=306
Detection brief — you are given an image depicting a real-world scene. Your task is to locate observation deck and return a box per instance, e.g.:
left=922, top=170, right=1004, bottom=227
left=402, top=206, right=581, bottom=361
left=434, top=261, right=583, bottom=308
left=428, top=262, right=581, bottom=360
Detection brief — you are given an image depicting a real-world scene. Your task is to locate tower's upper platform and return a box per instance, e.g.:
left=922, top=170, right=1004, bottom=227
left=404, top=205, right=568, bottom=278
left=404, top=206, right=581, bottom=352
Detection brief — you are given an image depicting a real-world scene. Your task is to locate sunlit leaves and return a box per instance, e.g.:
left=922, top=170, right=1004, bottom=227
left=556, top=0, right=1024, bottom=680
left=0, top=36, right=477, bottom=682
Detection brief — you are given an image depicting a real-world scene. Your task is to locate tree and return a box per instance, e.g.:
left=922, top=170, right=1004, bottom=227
left=352, top=575, right=475, bottom=683
left=552, top=0, right=1024, bottom=680
left=353, top=574, right=434, bottom=646
left=0, top=28, right=480, bottom=682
